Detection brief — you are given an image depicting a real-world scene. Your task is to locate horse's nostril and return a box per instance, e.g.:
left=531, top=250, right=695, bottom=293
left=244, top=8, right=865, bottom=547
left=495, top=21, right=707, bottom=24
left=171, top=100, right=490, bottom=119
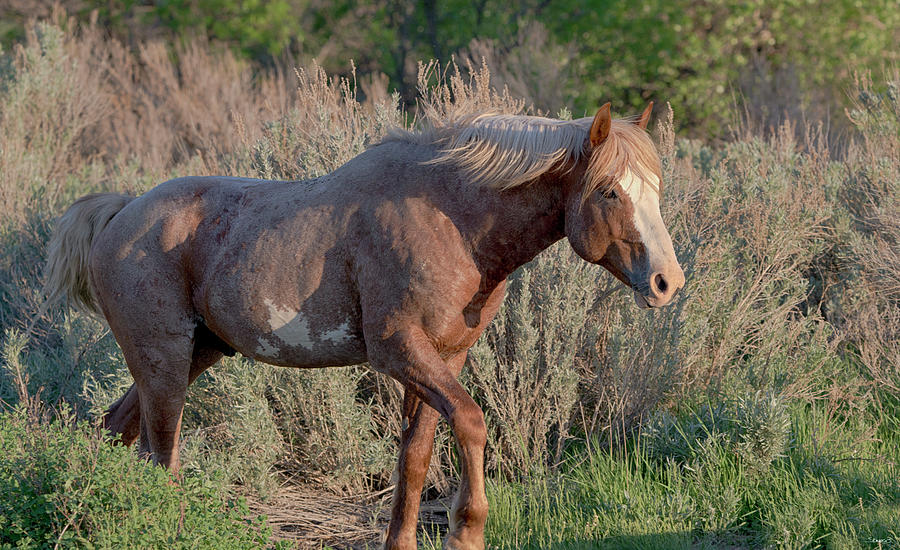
left=654, top=273, right=668, bottom=294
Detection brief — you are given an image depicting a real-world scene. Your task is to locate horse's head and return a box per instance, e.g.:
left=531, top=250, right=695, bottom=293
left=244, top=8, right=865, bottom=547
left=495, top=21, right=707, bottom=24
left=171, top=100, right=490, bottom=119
left=565, top=103, right=684, bottom=308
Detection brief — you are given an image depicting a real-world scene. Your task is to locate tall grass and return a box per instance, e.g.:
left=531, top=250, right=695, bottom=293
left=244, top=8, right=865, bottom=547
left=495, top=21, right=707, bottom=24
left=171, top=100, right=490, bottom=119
left=1, top=15, right=899, bottom=547
left=470, top=394, right=900, bottom=549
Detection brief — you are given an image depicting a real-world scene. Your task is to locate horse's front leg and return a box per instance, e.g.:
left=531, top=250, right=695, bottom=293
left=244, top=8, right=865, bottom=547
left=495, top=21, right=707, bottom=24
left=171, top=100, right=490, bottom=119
left=372, top=328, right=487, bottom=550
left=384, top=352, right=467, bottom=549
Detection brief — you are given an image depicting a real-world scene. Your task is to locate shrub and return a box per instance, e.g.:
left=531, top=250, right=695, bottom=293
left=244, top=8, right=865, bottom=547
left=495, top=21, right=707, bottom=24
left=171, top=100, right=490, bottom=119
left=181, top=359, right=397, bottom=496
left=0, top=22, right=109, bottom=224
left=457, top=21, right=573, bottom=113
left=733, top=391, right=792, bottom=474
left=642, top=391, right=790, bottom=475
left=234, top=62, right=400, bottom=182
left=842, top=72, right=900, bottom=394
left=468, top=242, right=596, bottom=478
left=0, top=406, right=272, bottom=549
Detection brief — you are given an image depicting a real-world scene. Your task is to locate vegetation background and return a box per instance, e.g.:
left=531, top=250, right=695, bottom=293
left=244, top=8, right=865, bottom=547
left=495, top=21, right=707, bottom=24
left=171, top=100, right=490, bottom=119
left=0, top=1, right=898, bottom=548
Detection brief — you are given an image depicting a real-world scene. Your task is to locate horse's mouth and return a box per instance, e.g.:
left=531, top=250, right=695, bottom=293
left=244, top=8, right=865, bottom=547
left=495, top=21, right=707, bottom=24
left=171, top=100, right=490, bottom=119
left=633, top=292, right=653, bottom=309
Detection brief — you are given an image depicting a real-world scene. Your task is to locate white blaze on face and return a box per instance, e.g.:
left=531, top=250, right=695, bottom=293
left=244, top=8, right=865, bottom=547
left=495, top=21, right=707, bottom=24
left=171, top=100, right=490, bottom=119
left=619, top=169, right=678, bottom=277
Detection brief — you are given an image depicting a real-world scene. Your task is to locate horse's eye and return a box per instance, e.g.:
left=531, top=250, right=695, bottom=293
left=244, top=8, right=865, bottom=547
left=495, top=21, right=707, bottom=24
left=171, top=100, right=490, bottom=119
left=604, top=188, right=619, bottom=201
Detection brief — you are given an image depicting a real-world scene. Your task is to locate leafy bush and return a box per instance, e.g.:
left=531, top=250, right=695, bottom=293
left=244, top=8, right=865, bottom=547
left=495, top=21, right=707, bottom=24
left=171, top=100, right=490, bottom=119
left=642, top=391, right=790, bottom=474
left=151, top=0, right=300, bottom=59
left=0, top=406, right=273, bottom=549
left=540, top=0, right=900, bottom=135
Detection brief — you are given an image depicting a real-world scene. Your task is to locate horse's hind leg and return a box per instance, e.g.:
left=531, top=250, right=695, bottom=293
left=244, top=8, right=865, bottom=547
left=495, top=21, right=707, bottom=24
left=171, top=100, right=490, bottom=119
left=103, top=384, right=141, bottom=445
left=103, top=339, right=225, bottom=446
left=370, top=328, right=487, bottom=550
left=117, top=328, right=193, bottom=470
left=95, top=270, right=199, bottom=471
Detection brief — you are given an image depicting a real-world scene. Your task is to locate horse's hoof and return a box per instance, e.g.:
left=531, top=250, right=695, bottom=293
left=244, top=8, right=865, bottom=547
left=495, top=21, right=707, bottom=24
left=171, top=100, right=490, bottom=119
left=443, top=533, right=485, bottom=550
left=383, top=534, right=416, bottom=550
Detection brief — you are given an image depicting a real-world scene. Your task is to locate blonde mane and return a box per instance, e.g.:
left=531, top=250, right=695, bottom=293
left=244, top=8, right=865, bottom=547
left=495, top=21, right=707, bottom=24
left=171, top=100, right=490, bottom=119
left=383, top=113, right=662, bottom=199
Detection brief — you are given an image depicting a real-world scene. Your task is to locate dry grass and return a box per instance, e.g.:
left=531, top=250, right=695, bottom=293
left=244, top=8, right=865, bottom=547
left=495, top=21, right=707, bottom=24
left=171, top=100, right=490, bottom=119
left=246, top=485, right=386, bottom=548
left=245, top=484, right=454, bottom=549
left=456, top=21, right=574, bottom=114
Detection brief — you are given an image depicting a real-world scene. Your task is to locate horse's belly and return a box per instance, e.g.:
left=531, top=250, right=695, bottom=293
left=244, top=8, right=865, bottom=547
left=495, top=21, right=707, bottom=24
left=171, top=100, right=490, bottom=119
left=198, top=276, right=368, bottom=368
left=225, top=305, right=367, bottom=367
left=193, top=203, right=367, bottom=367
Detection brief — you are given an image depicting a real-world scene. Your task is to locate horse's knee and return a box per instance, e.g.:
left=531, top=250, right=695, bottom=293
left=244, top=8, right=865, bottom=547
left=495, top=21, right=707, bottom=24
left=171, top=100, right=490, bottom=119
left=452, top=405, right=487, bottom=451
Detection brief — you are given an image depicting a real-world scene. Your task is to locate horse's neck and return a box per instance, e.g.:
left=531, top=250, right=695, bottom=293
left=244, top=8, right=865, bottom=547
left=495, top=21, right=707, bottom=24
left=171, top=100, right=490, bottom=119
left=456, top=175, right=567, bottom=287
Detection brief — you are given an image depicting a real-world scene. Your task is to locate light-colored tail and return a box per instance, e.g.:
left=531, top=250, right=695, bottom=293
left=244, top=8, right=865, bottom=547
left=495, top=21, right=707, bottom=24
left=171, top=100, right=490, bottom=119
left=43, top=193, right=133, bottom=315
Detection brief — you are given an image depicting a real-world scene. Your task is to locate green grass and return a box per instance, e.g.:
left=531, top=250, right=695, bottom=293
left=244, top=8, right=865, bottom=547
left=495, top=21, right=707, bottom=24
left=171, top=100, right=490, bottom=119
left=472, top=396, right=900, bottom=549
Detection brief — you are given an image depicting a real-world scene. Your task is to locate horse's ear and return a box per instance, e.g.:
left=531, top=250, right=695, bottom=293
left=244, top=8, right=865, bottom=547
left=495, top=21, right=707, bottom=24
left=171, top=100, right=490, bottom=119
left=637, top=101, right=653, bottom=129
left=590, top=103, right=612, bottom=148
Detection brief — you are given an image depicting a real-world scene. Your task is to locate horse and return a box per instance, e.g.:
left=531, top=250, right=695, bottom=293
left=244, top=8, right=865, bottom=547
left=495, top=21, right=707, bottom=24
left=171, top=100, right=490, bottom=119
left=44, top=101, right=684, bottom=550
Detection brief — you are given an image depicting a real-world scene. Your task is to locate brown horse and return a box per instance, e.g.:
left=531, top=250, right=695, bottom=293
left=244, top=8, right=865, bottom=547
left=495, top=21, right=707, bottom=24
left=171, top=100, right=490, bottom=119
left=44, top=102, right=683, bottom=550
